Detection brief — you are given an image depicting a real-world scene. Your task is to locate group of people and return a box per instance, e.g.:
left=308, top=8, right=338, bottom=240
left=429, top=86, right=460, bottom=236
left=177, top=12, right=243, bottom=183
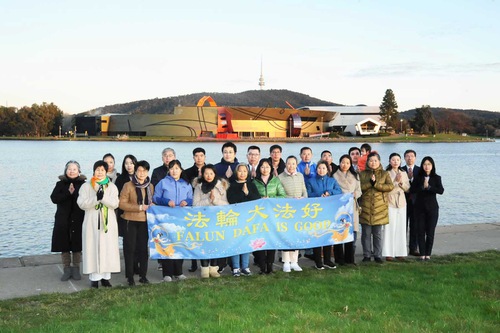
left=50, top=142, right=444, bottom=288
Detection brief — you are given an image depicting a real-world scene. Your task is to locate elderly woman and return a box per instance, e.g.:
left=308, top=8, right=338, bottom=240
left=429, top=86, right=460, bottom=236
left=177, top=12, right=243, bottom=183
left=50, top=160, right=86, bottom=281
left=359, top=152, right=394, bottom=263
left=383, top=153, right=410, bottom=261
left=119, top=160, right=154, bottom=286
left=333, top=154, right=362, bottom=265
left=77, top=160, right=120, bottom=288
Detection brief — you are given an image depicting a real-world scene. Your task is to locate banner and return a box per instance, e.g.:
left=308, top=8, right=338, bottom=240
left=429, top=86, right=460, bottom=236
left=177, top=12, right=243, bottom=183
left=147, top=193, right=354, bottom=259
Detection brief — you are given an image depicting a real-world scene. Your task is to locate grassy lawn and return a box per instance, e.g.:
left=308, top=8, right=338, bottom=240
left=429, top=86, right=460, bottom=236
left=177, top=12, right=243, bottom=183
left=1, top=251, right=498, bottom=333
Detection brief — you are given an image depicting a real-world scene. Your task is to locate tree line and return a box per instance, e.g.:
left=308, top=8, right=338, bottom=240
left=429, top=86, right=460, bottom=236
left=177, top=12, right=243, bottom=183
left=0, top=103, right=63, bottom=136
left=379, top=89, right=499, bottom=136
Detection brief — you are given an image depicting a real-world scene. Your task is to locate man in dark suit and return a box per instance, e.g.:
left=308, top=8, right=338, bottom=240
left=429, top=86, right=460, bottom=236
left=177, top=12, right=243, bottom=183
left=402, top=149, right=420, bottom=256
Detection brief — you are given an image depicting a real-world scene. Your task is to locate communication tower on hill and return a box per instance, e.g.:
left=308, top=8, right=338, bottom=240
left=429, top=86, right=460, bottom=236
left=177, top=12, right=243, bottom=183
left=258, top=57, right=265, bottom=90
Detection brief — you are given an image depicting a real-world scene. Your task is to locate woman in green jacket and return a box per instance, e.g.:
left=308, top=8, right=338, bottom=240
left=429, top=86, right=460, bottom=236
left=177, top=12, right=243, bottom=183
left=359, top=152, right=394, bottom=263
left=252, top=158, right=286, bottom=274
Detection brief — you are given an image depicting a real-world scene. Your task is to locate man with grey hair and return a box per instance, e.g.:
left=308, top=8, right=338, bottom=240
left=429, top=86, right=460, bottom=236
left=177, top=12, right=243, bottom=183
left=151, top=148, right=176, bottom=186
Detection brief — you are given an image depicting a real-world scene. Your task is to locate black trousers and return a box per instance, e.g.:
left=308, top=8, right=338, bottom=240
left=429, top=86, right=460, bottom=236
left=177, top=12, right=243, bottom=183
left=200, top=259, right=218, bottom=267
left=415, top=206, right=439, bottom=256
left=407, top=200, right=419, bottom=251
left=333, top=242, right=355, bottom=264
left=254, top=250, right=275, bottom=271
left=161, top=259, right=184, bottom=277
left=123, top=220, right=149, bottom=279
left=313, top=245, right=332, bottom=266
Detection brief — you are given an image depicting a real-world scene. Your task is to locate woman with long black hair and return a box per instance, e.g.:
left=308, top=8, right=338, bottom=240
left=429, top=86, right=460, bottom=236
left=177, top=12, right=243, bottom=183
left=411, top=156, right=444, bottom=261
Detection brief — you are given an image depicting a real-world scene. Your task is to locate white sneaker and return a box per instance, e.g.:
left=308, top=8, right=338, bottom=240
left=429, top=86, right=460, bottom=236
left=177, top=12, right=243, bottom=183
left=163, top=276, right=172, bottom=282
left=290, top=263, right=303, bottom=271
left=174, top=274, right=187, bottom=281
left=283, top=262, right=291, bottom=272
left=232, top=269, right=240, bottom=277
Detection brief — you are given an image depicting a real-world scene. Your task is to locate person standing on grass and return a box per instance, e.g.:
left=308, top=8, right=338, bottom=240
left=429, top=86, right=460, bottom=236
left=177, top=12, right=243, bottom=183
left=77, top=160, right=120, bottom=288
left=382, top=153, right=410, bottom=261
left=119, top=160, right=154, bottom=286
left=151, top=147, right=177, bottom=271
left=306, top=160, right=342, bottom=270
left=279, top=155, right=308, bottom=272
left=253, top=158, right=286, bottom=274
left=193, top=164, right=230, bottom=278
left=359, top=152, right=394, bottom=263
left=184, top=147, right=207, bottom=273
left=333, top=154, right=361, bottom=265
left=50, top=160, right=86, bottom=281
left=402, top=149, right=421, bottom=256
left=410, top=156, right=444, bottom=261
left=227, top=163, right=261, bottom=277
left=153, top=160, right=193, bottom=282
left=115, top=154, right=138, bottom=237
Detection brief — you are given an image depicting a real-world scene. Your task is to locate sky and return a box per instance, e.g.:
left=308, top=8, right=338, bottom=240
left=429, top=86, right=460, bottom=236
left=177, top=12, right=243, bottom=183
left=1, top=0, right=499, bottom=114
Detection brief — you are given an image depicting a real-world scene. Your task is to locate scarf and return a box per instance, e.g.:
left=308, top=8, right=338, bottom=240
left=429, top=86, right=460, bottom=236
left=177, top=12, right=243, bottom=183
left=92, top=177, right=110, bottom=233
left=132, top=175, right=152, bottom=205
left=201, top=178, right=218, bottom=194
left=106, top=169, right=118, bottom=183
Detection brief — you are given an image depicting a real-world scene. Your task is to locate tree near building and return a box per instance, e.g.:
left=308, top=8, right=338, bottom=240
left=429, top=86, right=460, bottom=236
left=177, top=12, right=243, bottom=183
left=412, top=105, right=437, bottom=134
left=379, top=89, right=399, bottom=132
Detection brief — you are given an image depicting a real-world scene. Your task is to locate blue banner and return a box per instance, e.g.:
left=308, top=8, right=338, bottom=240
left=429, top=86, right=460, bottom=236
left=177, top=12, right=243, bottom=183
left=147, top=193, right=354, bottom=259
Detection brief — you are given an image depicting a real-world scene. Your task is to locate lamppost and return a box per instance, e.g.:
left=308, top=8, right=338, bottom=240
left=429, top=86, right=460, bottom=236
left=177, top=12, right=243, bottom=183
left=59, top=126, right=61, bottom=138
left=400, top=119, right=403, bottom=133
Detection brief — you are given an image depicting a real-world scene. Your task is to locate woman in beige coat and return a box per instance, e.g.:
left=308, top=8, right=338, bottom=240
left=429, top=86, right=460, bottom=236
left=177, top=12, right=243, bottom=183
left=359, top=152, right=394, bottom=263
left=77, top=160, right=120, bottom=288
left=333, top=154, right=362, bottom=265
left=192, top=164, right=230, bottom=278
left=383, top=153, right=410, bottom=261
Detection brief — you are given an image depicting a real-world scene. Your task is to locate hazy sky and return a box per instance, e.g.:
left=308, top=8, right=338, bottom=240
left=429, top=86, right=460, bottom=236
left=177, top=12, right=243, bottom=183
left=2, top=0, right=499, bottom=114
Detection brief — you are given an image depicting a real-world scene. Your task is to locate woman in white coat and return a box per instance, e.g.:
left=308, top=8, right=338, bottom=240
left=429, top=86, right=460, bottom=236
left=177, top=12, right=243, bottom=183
left=382, top=153, right=410, bottom=261
left=77, top=160, right=120, bottom=288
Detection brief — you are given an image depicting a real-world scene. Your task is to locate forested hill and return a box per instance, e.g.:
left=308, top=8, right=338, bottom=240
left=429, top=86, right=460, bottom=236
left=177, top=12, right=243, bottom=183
left=82, top=89, right=343, bottom=115
left=401, top=107, right=499, bottom=121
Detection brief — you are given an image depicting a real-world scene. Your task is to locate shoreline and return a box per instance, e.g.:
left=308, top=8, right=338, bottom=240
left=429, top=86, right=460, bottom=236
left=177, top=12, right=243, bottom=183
left=0, top=135, right=496, bottom=144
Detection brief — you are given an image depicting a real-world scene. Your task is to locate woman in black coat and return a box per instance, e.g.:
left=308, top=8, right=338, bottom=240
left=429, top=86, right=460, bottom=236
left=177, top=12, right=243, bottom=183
left=410, top=156, right=444, bottom=261
left=50, top=160, right=86, bottom=281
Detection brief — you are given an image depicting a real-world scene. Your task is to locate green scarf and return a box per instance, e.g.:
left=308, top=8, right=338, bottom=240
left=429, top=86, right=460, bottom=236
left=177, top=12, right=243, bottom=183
left=94, top=177, right=110, bottom=233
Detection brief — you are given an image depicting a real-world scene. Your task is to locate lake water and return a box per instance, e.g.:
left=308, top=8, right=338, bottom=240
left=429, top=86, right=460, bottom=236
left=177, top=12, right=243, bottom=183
left=0, top=139, right=498, bottom=258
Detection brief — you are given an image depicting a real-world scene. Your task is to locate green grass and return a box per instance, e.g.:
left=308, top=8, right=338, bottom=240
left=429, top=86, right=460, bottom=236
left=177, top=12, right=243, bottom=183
left=1, top=251, right=499, bottom=333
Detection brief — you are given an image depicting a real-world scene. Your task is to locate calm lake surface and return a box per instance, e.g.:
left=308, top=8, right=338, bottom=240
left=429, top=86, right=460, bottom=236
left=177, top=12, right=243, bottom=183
left=1, top=139, right=498, bottom=258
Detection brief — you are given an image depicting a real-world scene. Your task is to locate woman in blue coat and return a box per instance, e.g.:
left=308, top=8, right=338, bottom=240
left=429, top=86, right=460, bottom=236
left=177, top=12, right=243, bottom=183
left=153, top=160, right=193, bottom=281
left=306, top=161, right=342, bottom=269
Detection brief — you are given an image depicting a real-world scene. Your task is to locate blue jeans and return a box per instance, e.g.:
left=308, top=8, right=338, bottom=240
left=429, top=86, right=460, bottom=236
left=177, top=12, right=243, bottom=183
left=231, top=253, right=250, bottom=269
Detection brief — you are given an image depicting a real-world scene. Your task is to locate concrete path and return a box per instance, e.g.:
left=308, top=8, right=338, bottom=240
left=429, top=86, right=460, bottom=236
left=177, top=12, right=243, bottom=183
left=1, top=222, right=498, bottom=301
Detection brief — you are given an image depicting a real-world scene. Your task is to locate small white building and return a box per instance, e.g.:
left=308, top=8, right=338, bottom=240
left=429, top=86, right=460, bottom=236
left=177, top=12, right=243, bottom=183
left=300, top=106, right=384, bottom=136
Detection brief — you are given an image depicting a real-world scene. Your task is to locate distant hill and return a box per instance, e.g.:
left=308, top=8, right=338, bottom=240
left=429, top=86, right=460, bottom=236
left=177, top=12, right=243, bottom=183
left=400, top=107, right=499, bottom=121
left=81, top=89, right=343, bottom=116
